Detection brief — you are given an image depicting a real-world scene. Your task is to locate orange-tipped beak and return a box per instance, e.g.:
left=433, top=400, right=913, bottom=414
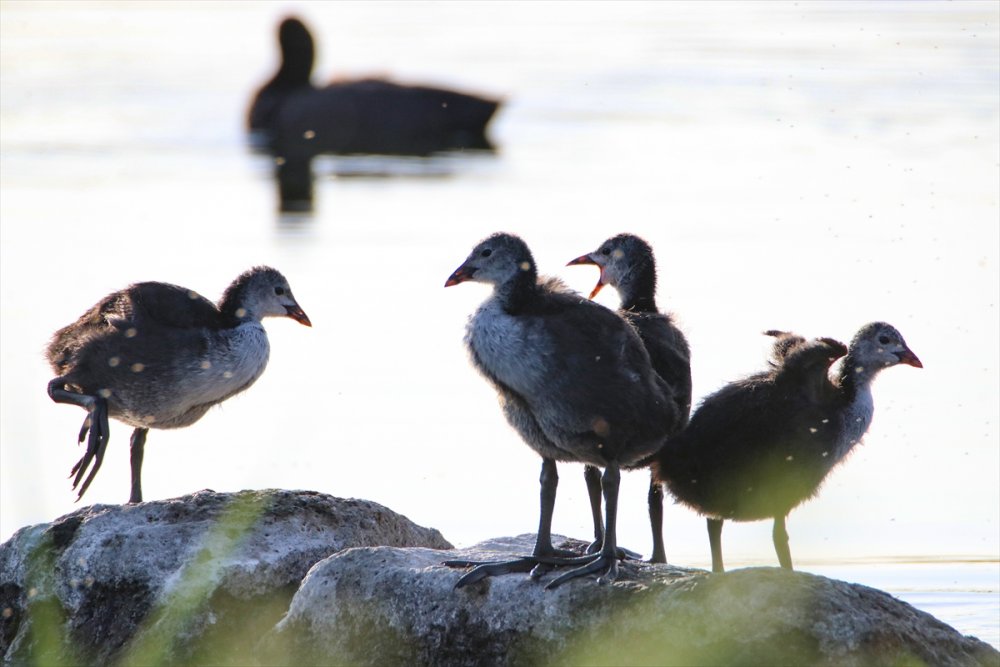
left=898, top=347, right=923, bottom=368
left=566, top=254, right=606, bottom=300
left=445, top=265, right=475, bottom=287
left=285, top=305, right=312, bottom=327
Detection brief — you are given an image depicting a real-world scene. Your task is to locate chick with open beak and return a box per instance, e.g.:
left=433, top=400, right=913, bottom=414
left=567, top=251, right=611, bottom=299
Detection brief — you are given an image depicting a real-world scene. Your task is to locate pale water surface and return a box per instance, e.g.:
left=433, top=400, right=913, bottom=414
left=1, top=0, right=997, bottom=648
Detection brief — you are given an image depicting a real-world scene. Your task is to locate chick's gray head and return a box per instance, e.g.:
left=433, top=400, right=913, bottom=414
left=850, top=322, right=921, bottom=370
left=234, top=266, right=311, bottom=326
left=445, top=233, right=536, bottom=288
left=567, top=233, right=655, bottom=299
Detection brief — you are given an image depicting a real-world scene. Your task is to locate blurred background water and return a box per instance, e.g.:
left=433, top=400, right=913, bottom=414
left=1, top=0, right=997, bottom=648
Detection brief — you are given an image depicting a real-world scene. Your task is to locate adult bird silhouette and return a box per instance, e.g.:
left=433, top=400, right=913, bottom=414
left=568, top=233, right=692, bottom=563
left=652, top=323, right=921, bottom=572
left=444, top=233, right=680, bottom=588
left=248, top=17, right=502, bottom=209
left=47, top=267, right=311, bottom=504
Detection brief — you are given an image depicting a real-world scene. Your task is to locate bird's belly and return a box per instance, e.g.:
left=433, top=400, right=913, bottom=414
left=111, top=324, right=271, bottom=429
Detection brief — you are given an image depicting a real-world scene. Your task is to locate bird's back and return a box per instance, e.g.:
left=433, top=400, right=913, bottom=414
left=467, top=278, right=676, bottom=467
left=625, top=310, right=692, bottom=426
left=657, top=338, right=848, bottom=520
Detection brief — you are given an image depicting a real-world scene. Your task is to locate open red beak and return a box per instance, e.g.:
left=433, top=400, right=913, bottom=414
left=897, top=347, right=923, bottom=368
left=285, top=304, right=312, bottom=327
left=566, top=254, right=606, bottom=299
left=445, top=265, right=475, bottom=287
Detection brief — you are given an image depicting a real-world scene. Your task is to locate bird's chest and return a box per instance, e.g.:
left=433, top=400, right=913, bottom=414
left=192, top=324, right=271, bottom=400
left=836, top=388, right=874, bottom=458
left=138, top=324, right=271, bottom=427
left=466, top=303, right=548, bottom=394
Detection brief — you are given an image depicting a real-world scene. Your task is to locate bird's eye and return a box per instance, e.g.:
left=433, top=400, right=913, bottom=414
left=878, top=335, right=890, bottom=345
left=600, top=247, right=611, bottom=256
left=480, top=249, right=493, bottom=258
left=274, top=287, right=286, bottom=296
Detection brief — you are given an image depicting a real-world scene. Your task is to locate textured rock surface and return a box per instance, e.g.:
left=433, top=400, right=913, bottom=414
left=0, top=489, right=451, bottom=666
left=267, top=535, right=999, bottom=667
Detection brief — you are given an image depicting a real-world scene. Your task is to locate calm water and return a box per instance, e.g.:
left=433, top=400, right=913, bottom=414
left=1, top=0, right=997, bottom=648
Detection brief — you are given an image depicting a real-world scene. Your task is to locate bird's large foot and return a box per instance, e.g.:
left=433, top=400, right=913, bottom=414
left=69, top=398, right=110, bottom=501
left=445, top=557, right=538, bottom=587
left=445, top=546, right=583, bottom=588
left=585, top=540, right=642, bottom=560
left=545, top=552, right=620, bottom=589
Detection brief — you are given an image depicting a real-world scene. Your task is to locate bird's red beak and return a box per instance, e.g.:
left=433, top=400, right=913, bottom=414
left=285, top=305, right=312, bottom=327
left=566, top=254, right=606, bottom=299
left=897, top=347, right=922, bottom=368
left=445, top=265, right=475, bottom=287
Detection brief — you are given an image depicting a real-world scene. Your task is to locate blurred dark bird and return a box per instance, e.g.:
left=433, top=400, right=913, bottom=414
left=47, top=267, right=311, bottom=504
left=248, top=17, right=502, bottom=209
left=444, top=233, right=679, bottom=588
left=568, top=233, right=692, bottom=564
left=652, top=323, right=921, bottom=572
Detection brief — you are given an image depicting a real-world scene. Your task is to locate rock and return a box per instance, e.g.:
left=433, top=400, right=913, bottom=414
left=0, top=489, right=451, bottom=666
left=266, top=534, right=999, bottom=667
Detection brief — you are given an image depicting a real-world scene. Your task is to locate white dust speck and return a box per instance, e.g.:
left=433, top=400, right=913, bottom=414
left=125, top=328, right=138, bottom=338
left=235, top=308, right=247, bottom=318
left=131, top=363, right=145, bottom=373
left=303, top=130, right=316, bottom=140
left=612, top=248, right=625, bottom=260
left=200, top=360, right=211, bottom=370
left=223, top=371, right=234, bottom=379
left=519, top=262, right=531, bottom=272
left=188, top=291, right=199, bottom=300
left=98, top=388, right=112, bottom=398
left=809, top=427, right=818, bottom=433
left=786, top=455, right=794, bottom=461
left=822, top=451, right=829, bottom=457
left=108, top=356, right=120, bottom=367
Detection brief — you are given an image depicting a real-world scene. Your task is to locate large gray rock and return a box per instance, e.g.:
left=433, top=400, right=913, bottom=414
left=266, top=534, right=998, bottom=667
left=0, top=489, right=451, bottom=666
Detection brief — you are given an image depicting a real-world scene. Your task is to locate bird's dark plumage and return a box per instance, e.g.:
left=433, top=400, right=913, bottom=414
left=248, top=17, right=502, bottom=209
left=568, top=233, right=692, bottom=564
left=47, top=266, right=311, bottom=503
left=444, top=233, right=679, bottom=588
left=652, top=322, right=921, bottom=572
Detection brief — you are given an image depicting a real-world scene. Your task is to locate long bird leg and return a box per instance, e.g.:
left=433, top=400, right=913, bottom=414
left=583, top=464, right=643, bottom=560
left=446, top=458, right=581, bottom=587
left=708, top=517, right=725, bottom=573
left=48, top=378, right=111, bottom=502
left=773, top=514, right=793, bottom=570
left=545, top=464, right=624, bottom=588
left=648, top=476, right=667, bottom=563
left=129, top=427, right=148, bottom=504
left=584, top=464, right=604, bottom=553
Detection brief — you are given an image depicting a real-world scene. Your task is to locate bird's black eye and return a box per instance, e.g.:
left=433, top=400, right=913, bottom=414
left=600, top=247, right=611, bottom=256
left=480, top=249, right=492, bottom=258
left=274, top=287, right=286, bottom=296
left=878, top=334, right=890, bottom=345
